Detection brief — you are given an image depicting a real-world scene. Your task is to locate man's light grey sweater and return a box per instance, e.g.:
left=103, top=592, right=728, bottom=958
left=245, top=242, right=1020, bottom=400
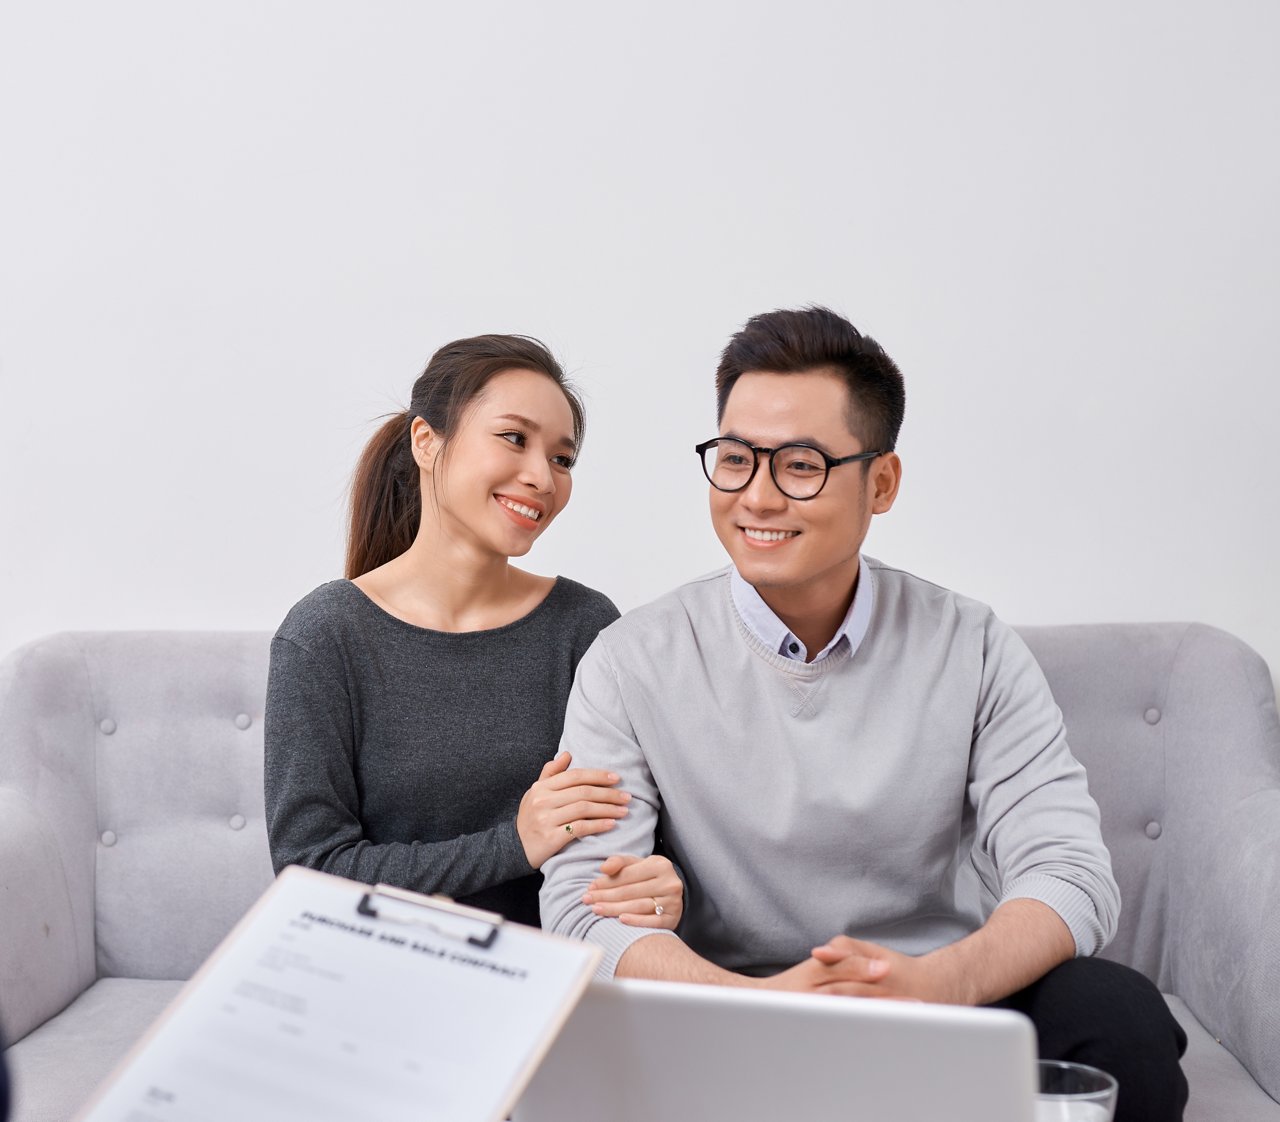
left=540, top=560, right=1120, bottom=978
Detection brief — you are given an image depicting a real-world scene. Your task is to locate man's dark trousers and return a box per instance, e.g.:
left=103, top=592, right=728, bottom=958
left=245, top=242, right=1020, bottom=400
left=995, top=957, right=1189, bottom=1122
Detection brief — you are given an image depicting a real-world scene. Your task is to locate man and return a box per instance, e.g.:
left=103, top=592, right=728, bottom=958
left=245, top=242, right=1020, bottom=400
left=541, top=307, right=1187, bottom=1121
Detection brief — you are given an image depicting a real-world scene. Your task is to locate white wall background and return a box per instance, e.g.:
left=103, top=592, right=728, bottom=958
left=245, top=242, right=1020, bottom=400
left=2, top=1, right=1277, bottom=679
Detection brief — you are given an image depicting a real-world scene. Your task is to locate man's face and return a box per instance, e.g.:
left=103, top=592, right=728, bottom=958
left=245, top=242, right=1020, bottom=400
left=709, top=368, right=900, bottom=597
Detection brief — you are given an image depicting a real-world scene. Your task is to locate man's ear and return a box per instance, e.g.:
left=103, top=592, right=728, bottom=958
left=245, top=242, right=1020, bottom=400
left=410, top=416, right=442, bottom=473
left=869, top=452, right=902, bottom=515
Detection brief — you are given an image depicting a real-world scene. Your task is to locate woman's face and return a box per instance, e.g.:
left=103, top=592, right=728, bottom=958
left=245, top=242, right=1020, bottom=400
left=421, top=368, right=577, bottom=559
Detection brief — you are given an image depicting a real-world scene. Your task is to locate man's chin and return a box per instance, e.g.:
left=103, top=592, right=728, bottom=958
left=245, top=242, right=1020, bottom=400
left=728, top=552, right=799, bottom=590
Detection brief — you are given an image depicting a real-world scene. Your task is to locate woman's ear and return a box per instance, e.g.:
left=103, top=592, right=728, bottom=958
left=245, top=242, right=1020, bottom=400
left=410, top=416, right=441, bottom=473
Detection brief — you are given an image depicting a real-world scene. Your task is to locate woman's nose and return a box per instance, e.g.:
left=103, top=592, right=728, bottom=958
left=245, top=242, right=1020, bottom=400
left=519, top=455, right=555, bottom=495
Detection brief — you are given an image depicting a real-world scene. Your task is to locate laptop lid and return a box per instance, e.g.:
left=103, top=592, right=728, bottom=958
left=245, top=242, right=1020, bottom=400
left=514, top=978, right=1037, bottom=1122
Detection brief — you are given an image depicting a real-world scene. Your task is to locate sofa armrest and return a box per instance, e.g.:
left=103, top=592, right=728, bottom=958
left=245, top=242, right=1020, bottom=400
left=1165, top=626, right=1280, bottom=1102
left=1169, top=793, right=1280, bottom=1103
left=0, top=636, right=100, bottom=1045
left=0, top=789, right=87, bottom=1043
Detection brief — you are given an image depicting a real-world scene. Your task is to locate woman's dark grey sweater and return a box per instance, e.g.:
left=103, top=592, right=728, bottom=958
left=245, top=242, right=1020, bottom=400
left=264, top=577, right=618, bottom=928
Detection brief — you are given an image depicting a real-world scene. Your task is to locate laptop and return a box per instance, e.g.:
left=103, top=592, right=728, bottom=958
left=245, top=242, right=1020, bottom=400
left=513, top=977, right=1038, bottom=1122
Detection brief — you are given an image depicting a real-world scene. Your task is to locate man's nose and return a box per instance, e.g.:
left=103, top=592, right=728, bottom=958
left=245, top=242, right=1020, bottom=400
left=739, top=453, right=786, bottom=510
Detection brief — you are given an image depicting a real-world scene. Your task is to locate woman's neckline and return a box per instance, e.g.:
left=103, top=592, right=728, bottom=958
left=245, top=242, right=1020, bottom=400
left=340, top=575, right=564, bottom=638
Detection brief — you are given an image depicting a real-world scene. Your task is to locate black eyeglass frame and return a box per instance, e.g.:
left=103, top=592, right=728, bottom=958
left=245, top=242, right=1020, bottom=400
left=694, top=438, right=885, bottom=501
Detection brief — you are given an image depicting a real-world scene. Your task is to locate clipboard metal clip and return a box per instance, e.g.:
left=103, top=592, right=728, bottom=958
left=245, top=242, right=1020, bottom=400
left=356, top=884, right=503, bottom=949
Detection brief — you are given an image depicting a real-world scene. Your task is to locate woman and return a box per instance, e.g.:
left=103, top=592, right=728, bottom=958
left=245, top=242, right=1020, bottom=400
left=264, top=334, right=680, bottom=930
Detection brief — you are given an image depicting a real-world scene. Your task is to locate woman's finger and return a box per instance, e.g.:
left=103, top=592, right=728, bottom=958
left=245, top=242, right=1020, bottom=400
left=555, top=799, right=630, bottom=823
left=589, top=894, right=674, bottom=918
left=590, top=853, right=671, bottom=886
left=547, top=784, right=630, bottom=808
left=595, top=853, right=635, bottom=878
left=542, top=768, right=621, bottom=791
left=546, top=816, right=616, bottom=860
left=618, top=913, right=680, bottom=929
left=582, top=877, right=665, bottom=904
left=616, top=893, right=681, bottom=928
left=538, top=752, right=572, bottom=780
left=590, top=884, right=675, bottom=913
left=591, top=855, right=648, bottom=886
left=559, top=817, right=617, bottom=841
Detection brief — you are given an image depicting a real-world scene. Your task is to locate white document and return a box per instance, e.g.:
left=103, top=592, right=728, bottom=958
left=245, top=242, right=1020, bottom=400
left=77, top=866, right=601, bottom=1122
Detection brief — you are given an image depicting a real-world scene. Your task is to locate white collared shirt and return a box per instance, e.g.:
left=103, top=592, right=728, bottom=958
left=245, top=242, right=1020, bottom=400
left=729, top=555, right=874, bottom=663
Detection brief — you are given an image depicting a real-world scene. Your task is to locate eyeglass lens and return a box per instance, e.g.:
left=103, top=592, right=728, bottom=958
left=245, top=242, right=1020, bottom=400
left=701, top=439, right=828, bottom=499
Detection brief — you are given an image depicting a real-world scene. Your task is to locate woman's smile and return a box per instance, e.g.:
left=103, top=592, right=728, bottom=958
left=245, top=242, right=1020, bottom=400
left=495, top=493, right=545, bottom=528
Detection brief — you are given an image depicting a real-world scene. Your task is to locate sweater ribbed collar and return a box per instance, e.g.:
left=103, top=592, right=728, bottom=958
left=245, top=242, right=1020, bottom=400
left=728, top=555, right=875, bottom=664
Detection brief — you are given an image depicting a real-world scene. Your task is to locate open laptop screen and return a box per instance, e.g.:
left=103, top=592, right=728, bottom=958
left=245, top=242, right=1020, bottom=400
left=514, top=977, right=1038, bottom=1122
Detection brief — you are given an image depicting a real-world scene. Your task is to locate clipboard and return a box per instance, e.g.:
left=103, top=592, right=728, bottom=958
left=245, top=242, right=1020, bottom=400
left=75, top=865, right=602, bottom=1122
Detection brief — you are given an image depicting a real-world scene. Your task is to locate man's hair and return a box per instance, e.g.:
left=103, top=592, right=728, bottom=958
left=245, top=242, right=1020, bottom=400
left=715, top=307, right=905, bottom=453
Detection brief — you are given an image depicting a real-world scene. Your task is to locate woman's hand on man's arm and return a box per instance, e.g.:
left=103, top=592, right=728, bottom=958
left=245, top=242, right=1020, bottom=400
left=582, top=853, right=685, bottom=930
left=516, top=751, right=631, bottom=869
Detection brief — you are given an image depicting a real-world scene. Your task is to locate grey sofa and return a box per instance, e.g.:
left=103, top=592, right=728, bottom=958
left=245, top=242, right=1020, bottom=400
left=1, top=625, right=1278, bottom=1120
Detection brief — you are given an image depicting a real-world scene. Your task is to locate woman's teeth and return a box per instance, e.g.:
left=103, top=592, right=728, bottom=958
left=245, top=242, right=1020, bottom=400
left=498, top=497, right=542, bottom=521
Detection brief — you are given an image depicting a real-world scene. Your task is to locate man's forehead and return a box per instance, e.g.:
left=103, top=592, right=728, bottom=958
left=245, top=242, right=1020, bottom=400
left=720, top=368, right=857, bottom=441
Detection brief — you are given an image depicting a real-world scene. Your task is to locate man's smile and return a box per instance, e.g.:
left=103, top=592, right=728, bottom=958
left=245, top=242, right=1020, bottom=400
left=741, top=526, right=801, bottom=544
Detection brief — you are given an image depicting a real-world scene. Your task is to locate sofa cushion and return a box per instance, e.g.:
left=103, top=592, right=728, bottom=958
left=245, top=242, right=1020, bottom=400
left=5, top=978, right=183, bottom=1122
left=1169, top=995, right=1280, bottom=1120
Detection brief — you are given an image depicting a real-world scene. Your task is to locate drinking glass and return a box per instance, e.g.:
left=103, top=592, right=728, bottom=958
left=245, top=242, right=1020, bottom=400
left=1035, top=1060, right=1118, bottom=1122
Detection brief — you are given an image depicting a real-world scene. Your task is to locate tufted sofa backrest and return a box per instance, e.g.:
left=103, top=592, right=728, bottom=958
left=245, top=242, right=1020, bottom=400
left=1019, top=622, right=1187, bottom=983
left=0, top=631, right=275, bottom=1036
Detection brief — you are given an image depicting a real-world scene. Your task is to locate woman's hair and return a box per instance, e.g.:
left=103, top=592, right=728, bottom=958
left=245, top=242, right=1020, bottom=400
left=345, top=334, right=583, bottom=579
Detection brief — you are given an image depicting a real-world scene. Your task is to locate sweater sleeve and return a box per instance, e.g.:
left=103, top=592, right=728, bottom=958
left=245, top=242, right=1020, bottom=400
left=967, top=617, right=1121, bottom=956
left=539, top=634, right=679, bottom=976
left=264, top=635, right=536, bottom=896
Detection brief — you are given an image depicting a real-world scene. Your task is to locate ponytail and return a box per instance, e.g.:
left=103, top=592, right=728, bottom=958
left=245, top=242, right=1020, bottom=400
left=345, top=412, right=419, bottom=579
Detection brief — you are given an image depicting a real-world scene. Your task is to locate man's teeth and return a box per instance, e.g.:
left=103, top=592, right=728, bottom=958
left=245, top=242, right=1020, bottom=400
left=498, top=497, right=542, bottom=521
left=744, top=528, right=798, bottom=542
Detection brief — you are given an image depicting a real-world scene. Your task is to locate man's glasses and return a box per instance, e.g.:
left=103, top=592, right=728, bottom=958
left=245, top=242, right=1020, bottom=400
left=695, top=437, right=884, bottom=501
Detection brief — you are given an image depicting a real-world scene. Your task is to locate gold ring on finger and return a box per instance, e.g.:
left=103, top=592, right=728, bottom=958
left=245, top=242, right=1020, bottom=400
left=565, top=822, right=574, bottom=836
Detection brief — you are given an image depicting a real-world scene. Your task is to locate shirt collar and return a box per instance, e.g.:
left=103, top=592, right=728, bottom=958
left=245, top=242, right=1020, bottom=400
left=729, top=556, right=874, bottom=663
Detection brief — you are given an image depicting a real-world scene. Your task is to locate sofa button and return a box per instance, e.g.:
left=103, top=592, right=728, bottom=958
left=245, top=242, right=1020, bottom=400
left=101, top=830, right=117, bottom=847
left=234, top=713, right=252, bottom=730
left=1144, top=707, right=1161, bottom=725
left=99, top=718, right=117, bottom=735
left=229, top=814, right=246, bottom=831
left=1145, top=821, right=1162, bottom=839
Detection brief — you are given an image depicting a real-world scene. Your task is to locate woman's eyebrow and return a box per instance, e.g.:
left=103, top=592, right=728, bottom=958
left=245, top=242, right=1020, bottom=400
left=496, top=413, right=578, bottom=453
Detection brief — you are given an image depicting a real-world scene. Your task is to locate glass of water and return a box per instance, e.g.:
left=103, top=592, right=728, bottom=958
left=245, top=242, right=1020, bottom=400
left=1035, top=1060, right=1118, bottom=1122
